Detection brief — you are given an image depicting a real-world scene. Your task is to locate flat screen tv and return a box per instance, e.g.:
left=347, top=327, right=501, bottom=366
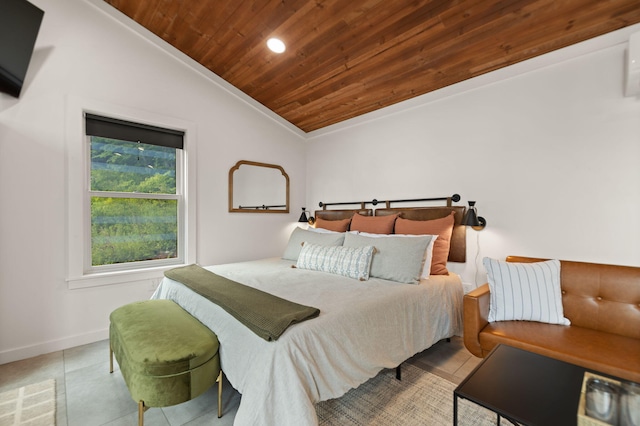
left=0, top=0, right=44, bottom=98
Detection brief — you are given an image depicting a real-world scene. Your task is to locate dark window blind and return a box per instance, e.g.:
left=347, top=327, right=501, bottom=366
left=85, top=113, right=184, bottom=150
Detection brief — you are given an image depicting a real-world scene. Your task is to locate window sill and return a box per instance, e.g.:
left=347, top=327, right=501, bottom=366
left=67, top=264, right=187, bottom=290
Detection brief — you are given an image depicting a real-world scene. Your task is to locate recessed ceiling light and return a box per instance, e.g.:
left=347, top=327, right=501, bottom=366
left=267, top=38, right=286, bottom=54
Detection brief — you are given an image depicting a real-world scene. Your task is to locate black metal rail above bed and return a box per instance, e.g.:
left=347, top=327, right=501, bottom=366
left=318, top=194, right=461, bottom=209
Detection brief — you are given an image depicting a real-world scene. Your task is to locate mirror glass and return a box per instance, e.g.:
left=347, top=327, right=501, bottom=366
left=229, top=160, right=289, bottom=213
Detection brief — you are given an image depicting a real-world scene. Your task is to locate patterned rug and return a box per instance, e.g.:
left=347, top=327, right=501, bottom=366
left=317, top=364, right=497, bottom=425
left=0, top=379, right=56, bottom=426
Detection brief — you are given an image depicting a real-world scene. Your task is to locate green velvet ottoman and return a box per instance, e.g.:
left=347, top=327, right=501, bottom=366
left=109, top=299, right=222, bottom=426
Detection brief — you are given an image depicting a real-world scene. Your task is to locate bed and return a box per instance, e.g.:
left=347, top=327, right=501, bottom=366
left=152, top=203, right=467, bottom=426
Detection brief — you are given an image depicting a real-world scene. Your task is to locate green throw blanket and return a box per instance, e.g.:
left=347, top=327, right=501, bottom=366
left=164, top=264, right=320, bottom=341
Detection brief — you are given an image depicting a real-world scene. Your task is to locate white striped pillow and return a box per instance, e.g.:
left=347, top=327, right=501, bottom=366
left=483, top=258, right=570, bottom=325
left=296, top=243, right=375, bottom=281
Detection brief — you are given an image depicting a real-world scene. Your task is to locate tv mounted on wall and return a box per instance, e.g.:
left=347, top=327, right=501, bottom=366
left=0, top=0, right=44, bottom=98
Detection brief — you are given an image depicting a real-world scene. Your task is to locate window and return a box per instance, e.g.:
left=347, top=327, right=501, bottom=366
left=85, top=114, right=185, bottom=272
left=66, top=95, right=198, bottom=290
left=66, top=98, right=196, bottom=289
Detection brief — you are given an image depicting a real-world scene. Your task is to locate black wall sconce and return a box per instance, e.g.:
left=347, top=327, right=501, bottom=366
left=298, top=207, right=315, bottom=224
left=462, top=201, right=486, bottom=230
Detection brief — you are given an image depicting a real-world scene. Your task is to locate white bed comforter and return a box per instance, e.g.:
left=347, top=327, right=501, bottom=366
left=152, top=258, right=463, bottom=426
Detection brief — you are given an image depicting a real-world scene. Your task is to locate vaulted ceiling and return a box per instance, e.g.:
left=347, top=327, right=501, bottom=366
left=103, top=0, right=640, bottom=133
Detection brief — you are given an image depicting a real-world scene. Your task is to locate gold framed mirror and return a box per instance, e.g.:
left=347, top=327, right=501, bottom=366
left=228, top=160, right=290, bottom=213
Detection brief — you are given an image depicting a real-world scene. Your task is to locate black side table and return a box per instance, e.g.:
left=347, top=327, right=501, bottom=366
left=454, top=344, right=588, bottom=426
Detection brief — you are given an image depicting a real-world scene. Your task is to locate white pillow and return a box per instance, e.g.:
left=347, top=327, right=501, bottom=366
left=357, top=231, right=437, bottom=278
left=344, top=232, right=434, bottom=284
left=282, top=227, right=345, bottom=261
left=296, top=243, right=375, bottom=281
left=306, top=226, right=341, bottom=234
left=483, top=258, right=570, bottom=325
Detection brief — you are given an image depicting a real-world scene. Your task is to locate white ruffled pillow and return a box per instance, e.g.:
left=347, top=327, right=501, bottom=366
left=483, top=258, right=570, bottom=325
left=296, top=243, right=375, bottom=281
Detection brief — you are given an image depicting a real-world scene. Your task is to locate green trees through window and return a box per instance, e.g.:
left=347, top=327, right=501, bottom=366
left=90, top=137, right=179, bottom=266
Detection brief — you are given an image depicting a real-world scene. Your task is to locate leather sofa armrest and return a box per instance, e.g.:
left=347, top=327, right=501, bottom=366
left=463, top=283, right=491, bottom=357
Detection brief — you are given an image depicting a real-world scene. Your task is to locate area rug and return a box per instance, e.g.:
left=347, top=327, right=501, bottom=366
left=317, top=364, right=497, bottom=425
left=0, top=379, right=56, bottom=426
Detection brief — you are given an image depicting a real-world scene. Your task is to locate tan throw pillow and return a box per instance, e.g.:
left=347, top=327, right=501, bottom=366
left=350, top=213, right=397, bottom=234
left=314, top=217, right=351, bottom=232
left=394, top=211, right=455, bottom=275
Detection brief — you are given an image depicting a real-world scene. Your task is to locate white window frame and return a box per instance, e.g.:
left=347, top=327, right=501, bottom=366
left=66, top=96, right=197, bottom=289
left=86, top=136, right=184, bottom=274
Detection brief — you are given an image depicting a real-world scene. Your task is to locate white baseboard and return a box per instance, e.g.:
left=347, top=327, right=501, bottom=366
left=0, top=328, right=109, bottom=365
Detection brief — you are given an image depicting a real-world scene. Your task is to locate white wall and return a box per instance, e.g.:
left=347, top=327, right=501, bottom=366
left=1, top=0, right=638, bottom=365
left=0, top=0, right=305, bottom=363
left=306, top=26, right=640, bottom=288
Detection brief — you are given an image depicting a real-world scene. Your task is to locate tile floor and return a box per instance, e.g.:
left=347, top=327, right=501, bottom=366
left=0, top=336, right=481, bottom=425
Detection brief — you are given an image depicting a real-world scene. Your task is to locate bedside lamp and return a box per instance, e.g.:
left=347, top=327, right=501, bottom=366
left=298, top=207, right=315, bottom=225
left=462, top=201, right=486, bottom=230
left=298, top=207, right=309, bottom=223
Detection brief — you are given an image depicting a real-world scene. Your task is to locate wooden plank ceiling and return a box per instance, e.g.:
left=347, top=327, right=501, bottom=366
left=103, top=0, right=640, bottom=133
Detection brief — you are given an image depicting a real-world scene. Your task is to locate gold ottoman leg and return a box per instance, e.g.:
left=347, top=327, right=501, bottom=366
left=109, top=344, right=113, bottom=373
left=138, top=401, right=149, bottom=426
left=217, top=371, right=223, bottom=418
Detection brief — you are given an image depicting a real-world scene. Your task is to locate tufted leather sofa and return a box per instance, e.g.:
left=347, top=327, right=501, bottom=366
left=463, top=256, right=640, bottom=383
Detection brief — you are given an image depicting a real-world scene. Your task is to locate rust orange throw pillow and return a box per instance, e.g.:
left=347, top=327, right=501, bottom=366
left=350, top=213, right=397, bottom=234
left=395, top=211, right=455, bottom=275
left=314, top=217, right=351, bottom=232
